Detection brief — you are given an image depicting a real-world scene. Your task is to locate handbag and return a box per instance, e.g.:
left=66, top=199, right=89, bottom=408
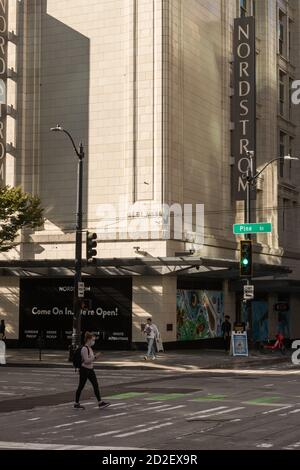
left=155, top=336, right=164, bottom=352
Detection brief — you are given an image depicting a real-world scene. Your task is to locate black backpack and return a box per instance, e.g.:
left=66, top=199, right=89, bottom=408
left=73, top=345, right=89, bottom=370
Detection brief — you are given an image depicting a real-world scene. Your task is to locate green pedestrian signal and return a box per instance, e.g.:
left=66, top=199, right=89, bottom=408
left=240, top=240, right=252, bottom=277
left=86, top=231, right=97, bottom=264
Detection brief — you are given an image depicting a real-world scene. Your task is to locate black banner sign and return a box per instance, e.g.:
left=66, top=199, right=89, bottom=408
left=232, top=16, right=256, bottom=201
left=0, top=0, right=7, bottom=187
left=19, top=277, right=132, bottom=349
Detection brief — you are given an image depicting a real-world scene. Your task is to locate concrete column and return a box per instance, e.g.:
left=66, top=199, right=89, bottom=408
left=132, top=276, right=177, bottom=344
left=0, top=277, right=20, bottom=340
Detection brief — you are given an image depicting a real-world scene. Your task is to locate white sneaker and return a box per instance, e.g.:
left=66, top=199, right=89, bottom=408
left=152, top=356, right=156, bottom=360
left=144, top=356, right=148, bottom=360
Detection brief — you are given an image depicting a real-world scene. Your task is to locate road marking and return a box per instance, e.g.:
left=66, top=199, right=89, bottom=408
left=19, top=381, right=43, bottom=385
left=106, top=403, right=126, bottom=408
left=186, top=406, right=228, bottom=417
left=94, top=421, right=160, bottom=438
left=54, top=420, right=87, bottom=429
left=102, top=412, right=127, bottom=419
left=0, top=441, right=141, bottom=450
left=28, top=418, right=41, bottom=421
left=284, top=442, right=300, bottom=449
left=191, top=395, right=226, bottom=401
left=263, top=406, right=292, bottom=414
left=149, top=404, right=175, bottom=410
left=188, top=407, right=244, bottom=419
left=107, top=392, right=147, bottom=400
left=155, top=405, right=186, bottom=412
left=145, top=393, right=186, bottom=401
left=114, top=422, right=173, bottom=438
left=245, top=396, right=282, bottom=405
left=279, top=409, right=300, bottom=416
left=257, top=443, right=274, bottom=448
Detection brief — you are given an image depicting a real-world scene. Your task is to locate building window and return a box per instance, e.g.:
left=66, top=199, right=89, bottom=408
left=278, top=10, right=286, bottom=56
left=282, top=198, right=289, bottom=232
left=289, top=19, right=293, bottom=59
left=279, top=131, right=286, bottom=178
left=289, top=77, right=293, bottom=120
left=240, top=0, right=248, bottom=17
left=279, top=70, right=285, bottom=116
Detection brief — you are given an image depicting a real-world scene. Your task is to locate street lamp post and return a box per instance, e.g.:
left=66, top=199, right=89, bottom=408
left=242, top=152, right=299, bottom=321
left=245, top=152, right=299, bottom=232
left=51, top=125, right=84, bottom=361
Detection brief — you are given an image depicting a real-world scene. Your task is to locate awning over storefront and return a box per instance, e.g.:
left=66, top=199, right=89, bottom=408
left=0, top=256, right=292, bottom=279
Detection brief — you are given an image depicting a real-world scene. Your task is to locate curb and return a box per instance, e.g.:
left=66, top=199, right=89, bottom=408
left=1, top=356, right=290, bottom=371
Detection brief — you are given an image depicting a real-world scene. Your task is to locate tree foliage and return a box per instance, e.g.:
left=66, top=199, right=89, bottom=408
left=0, top=186, right=44, bottom=252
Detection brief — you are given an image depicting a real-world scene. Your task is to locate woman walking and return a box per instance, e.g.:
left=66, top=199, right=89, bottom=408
left=74, top=332, right=110, bottom=410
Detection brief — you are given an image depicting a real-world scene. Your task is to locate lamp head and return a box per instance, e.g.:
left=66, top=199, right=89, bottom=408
left=50, top=124, right=63, bottom=132
left=284, top=154, right=299, bottom=161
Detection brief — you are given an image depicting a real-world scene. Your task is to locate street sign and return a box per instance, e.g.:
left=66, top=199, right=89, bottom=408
left=243, top=285, right=254, bottom=300
left=233, top=222, right=272, bottom=235
left=78, top=282, right=85, bottom=298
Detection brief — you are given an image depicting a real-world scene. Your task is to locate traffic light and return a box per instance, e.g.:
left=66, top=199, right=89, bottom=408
left=86, top=231, right=97, bottom=264
left=240, top=240, right=252, bottom=276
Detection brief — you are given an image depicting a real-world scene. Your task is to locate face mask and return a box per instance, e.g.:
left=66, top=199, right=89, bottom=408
left=90, top=340, right=95, bottom=347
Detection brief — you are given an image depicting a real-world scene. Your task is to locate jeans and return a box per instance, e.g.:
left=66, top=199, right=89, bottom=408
left=75, top=367, right=101, bottom=403
left=146, top=337, right=156, bottom=358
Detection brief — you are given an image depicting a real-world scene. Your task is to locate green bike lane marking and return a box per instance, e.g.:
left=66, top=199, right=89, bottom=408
left=145, top=393, right=186, bottom=401
left=106, top=392, right=148, bottom=399
left=191, top=394, right=227, bottom=401
left=106, top=392, right=289, bottom=408
left=244, top=396, right=282, bottom=405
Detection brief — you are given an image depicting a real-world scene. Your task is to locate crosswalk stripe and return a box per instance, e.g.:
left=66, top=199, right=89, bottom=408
left=54, top=420, right=87, bottom=429
left=154, top=405, right=186, bottom=412
left=151, top=404, right=177, bottom=410
left=186, top=406, right=227, bottom=417
left=114, top=422, right=173, bottom=438
left=188, top=407, right=244, bottom=419
left=263, top=406, right=292, bottom=414
left=0, top=441, right=140, bottom=450
left=102, top=412, right=127, bottom=419
left=94, top=421, right=160, bottom=438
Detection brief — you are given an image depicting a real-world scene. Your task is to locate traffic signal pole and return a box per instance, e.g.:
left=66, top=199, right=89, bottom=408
left=70, top=144, right=84, bottom=360
left=242, top=151, right=254, bottom=325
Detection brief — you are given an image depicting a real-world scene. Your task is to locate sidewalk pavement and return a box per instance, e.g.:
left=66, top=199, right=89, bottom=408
left=2, top=347, right=291, bottom=371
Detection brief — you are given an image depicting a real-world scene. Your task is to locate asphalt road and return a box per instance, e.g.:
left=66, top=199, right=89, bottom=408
left=0, top=364, right=300, bottom=450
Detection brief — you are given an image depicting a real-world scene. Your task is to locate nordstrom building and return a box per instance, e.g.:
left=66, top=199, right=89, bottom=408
left=1, top=0, right=300, bottom=349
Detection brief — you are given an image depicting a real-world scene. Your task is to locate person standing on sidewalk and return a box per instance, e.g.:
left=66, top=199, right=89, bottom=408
left=0, top=320, right=6, bottom=341
left=143, top=317, right=159, bottom=360
left=221, top=315, right=231, bottom=353
left=74, top=332, right=110, bottom=410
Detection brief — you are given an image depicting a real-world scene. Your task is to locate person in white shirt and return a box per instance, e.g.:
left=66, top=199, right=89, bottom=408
left=143, top=317, right=159, bottom=360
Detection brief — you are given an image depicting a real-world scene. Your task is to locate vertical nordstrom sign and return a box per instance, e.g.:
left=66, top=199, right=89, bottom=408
left=0, top=0, right=7, bottom=187
left=232, top=17, right=256, bottom=201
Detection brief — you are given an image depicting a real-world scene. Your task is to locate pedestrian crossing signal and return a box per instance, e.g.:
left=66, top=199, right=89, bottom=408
left=240, top=240, right=252, bottom=277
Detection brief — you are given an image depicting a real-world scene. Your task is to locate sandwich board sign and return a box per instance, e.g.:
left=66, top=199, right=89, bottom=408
left=232, top=331, right=248, bottom=357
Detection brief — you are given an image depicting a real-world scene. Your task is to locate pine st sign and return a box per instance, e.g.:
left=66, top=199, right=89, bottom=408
left=233, top=222, right=272, bottom=235
left=232, top=16, right=256, bottom=201
left=0, top=0, right=8, bottom=187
